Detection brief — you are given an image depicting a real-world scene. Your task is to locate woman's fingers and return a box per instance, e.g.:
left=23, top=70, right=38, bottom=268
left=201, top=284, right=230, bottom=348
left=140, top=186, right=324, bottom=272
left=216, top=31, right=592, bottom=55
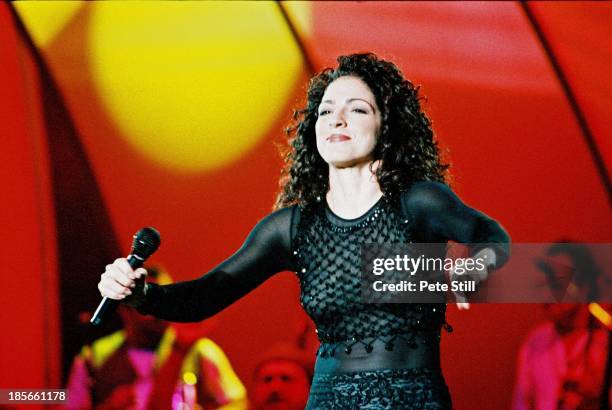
left=106, top=263, right=133, bottom=287
left=134, top=267, right=147, bottom=279
left=453, top=287, right=470, bottom=310
left=450, top=267, right=474, bottom=311
left=98, top=278, right=131, bottom=299
left=98, top=258, right=148, bottom=299
left=449, top=260, right=492, bottom=311
left=113, top=258, right=136, bottom=280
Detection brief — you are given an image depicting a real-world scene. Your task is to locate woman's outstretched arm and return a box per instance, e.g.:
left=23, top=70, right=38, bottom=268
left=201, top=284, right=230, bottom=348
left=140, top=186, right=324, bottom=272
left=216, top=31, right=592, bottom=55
left=402, top=181, right=511, bottom=268
left=98, top=206, right=297, bottom=322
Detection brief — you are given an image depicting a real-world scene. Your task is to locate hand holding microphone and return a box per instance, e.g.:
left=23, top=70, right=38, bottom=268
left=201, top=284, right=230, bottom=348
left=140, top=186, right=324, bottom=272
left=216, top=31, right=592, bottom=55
left=91, top=227, right=161, bottom=326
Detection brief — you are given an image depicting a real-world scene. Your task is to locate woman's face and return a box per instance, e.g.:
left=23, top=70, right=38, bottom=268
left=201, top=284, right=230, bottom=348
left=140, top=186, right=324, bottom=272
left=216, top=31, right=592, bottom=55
left=315, top=76, right=382, bottom=168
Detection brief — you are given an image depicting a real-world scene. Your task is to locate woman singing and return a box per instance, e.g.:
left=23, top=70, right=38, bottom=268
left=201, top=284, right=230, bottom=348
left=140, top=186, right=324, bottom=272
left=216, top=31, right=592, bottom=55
left=99, top=53, right=510, bottom=409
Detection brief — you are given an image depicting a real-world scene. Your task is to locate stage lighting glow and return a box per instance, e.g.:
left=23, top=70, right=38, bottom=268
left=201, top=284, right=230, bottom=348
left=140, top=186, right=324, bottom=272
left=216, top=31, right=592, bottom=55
left=84, top=2, right=303, bottom=172
left=589, top=303, right=612, bottom=328
left=182, top=371, right=197, bottom=386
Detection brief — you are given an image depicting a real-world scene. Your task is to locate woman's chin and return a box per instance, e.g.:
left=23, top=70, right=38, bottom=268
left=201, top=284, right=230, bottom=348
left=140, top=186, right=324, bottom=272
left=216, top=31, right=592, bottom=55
left=325, top=156, right=375, bottom=170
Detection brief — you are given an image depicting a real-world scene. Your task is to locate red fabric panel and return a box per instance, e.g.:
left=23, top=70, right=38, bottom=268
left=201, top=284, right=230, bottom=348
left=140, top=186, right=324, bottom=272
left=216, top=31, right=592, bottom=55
left=529, top=1, right=612, bottom=171
left=0, top=2, right=61, bottom=390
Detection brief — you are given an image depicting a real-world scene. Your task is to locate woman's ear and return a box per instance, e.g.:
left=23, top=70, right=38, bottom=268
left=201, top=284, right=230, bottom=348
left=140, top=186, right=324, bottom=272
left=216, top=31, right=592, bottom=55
left=370, top=159, right=382, bottom=175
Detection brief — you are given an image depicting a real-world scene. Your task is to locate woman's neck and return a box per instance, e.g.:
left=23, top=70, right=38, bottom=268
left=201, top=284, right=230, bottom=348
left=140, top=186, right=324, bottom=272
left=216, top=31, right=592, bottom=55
left=326, top=161, right=383, bottom=219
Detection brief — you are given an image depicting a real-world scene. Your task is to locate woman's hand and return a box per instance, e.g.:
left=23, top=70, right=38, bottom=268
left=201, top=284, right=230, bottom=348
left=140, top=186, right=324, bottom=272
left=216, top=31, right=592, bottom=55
left=452, top=248, right=496, bottom=310
left=98, top=258, right=148, bottom=307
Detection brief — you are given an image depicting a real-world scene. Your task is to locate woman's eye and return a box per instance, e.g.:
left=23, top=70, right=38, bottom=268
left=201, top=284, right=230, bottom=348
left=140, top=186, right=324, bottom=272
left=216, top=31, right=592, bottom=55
left=352, top=108, right=368, bottom=114
left=318, top=109, right=331, bottom=116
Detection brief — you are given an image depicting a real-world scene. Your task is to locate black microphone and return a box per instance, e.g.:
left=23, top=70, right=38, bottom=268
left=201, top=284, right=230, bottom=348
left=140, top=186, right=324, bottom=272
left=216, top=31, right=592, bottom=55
left=90, top=227, right=161, bottom=326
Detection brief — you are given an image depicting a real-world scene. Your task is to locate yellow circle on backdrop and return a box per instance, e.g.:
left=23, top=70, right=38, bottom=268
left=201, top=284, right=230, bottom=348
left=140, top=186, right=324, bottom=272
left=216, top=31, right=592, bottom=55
left=87, top=2, right=304, bottom=172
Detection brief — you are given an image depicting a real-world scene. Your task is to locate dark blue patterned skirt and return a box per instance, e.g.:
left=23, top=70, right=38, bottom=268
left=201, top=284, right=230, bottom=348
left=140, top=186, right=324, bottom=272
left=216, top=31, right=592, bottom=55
left=306, top=368, right=452, bottom=409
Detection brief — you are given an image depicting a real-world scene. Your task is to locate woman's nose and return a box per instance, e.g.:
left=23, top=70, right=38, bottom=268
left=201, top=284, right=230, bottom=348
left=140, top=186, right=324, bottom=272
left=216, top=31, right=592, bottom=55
left=329, top=111, right=346, bottom=128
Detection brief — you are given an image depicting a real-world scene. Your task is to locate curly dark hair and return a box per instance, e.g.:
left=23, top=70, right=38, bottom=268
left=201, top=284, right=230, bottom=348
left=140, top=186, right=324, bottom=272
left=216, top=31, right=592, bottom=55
left=275, top=53, right=449, bottom=209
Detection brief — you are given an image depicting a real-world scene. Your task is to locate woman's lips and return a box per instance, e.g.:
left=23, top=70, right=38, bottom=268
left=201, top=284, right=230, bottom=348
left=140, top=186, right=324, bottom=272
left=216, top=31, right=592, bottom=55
left=327, top=134, right=351, bottom=142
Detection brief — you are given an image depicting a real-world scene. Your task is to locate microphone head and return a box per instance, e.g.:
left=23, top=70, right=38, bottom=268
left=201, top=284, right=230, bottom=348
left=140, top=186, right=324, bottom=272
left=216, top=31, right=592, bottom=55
left=131, top=227, right=161, bottom=259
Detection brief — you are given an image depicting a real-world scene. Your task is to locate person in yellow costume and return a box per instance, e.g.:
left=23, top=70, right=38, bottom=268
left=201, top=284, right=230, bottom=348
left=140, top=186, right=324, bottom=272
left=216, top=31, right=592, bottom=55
left=66, top=266, right=247, bottom=410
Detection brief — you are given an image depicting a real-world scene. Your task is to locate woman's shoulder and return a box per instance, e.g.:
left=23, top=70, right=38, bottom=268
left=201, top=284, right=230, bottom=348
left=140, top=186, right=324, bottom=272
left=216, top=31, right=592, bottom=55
left=402, top=180, right=451, bottom=197
left=400, top=180, right=455, bottom=212
left=256, top=204, right=299, bottom=230
left=268, top=203, right=304, bottom=222
left=252, top=204, right=301, bottom=242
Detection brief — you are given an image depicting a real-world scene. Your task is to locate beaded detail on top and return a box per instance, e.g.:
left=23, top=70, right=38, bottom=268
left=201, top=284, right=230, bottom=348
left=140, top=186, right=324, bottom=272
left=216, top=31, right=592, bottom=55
left=294, top=196, right=449, bottom=356
left=318, top=197, right=386, bottom=234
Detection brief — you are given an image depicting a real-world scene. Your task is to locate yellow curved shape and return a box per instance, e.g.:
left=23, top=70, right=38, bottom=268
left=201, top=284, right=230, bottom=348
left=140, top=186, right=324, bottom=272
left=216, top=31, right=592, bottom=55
left=87, top=2, right=303, bottom=172
left=282, top=1, right=313, bottom=39
left=13, top=1, right=83, bottom=48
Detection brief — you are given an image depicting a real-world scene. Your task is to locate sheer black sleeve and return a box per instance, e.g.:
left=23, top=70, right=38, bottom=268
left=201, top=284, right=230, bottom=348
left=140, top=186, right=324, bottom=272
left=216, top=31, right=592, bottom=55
left=136, top=206, right=297, bottom=322
left=401, top=181, right=511, bottom=268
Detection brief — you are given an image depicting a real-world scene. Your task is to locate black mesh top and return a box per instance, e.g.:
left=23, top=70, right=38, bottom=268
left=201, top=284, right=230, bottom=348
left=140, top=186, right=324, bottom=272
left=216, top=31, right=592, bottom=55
left=295, top=193, right=447, bottom=355
left=138, top=181, right=510, bottom=353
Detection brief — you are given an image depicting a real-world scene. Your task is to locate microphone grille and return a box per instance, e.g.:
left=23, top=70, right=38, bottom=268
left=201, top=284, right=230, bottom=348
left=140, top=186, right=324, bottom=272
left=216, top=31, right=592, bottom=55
left=131, top=227, right=161, bottom=258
